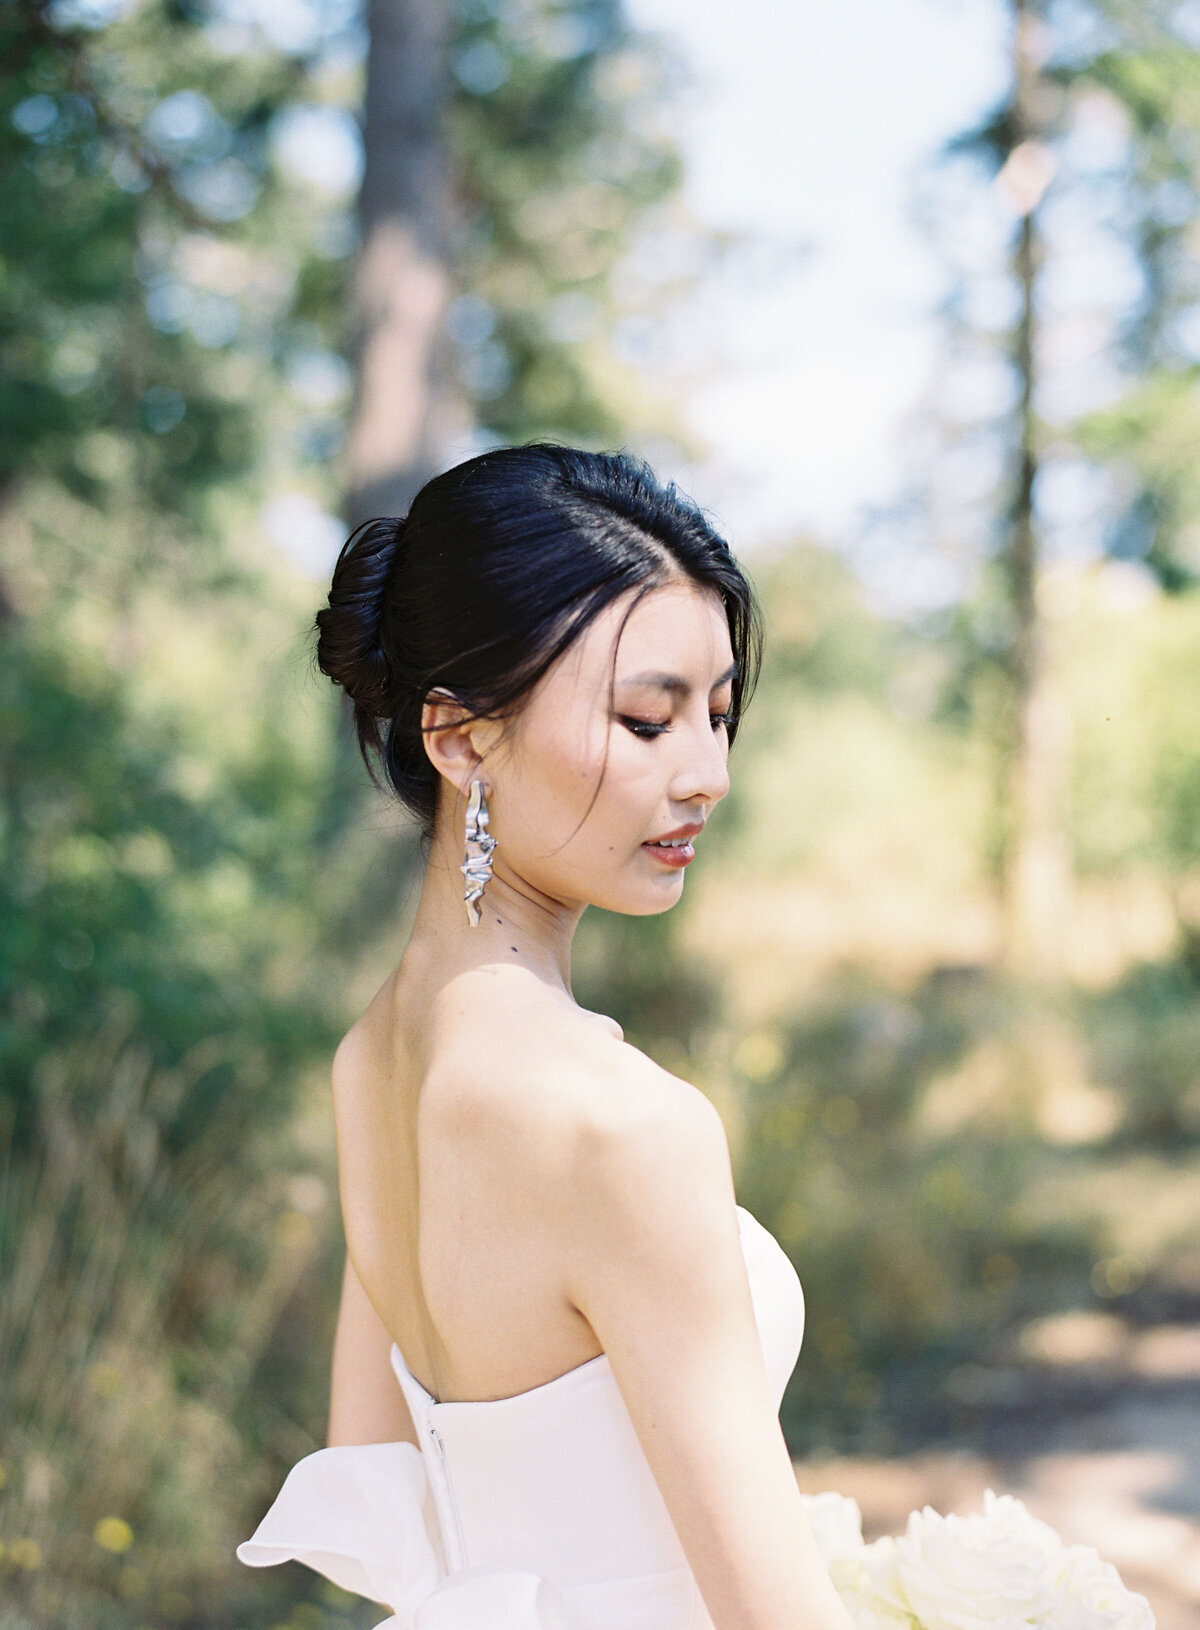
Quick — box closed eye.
[619,713,734,740]
[619,716,670,740]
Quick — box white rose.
[836,1536,913,1630]
[797,1491,866,1566]
[1051,1543,1156,1630]
[886,1490,1063,1630]
[826,1492,1156,1630]
[838,1587,915,1630]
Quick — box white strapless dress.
[237,1205,805,1630]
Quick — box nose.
[668,709,731,809]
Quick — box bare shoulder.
[421,966,617,1114]
[560,1044,736,1273]
[424,969,730,1204]
[564,1044,731,1205]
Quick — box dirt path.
[794,1326,1200,1628]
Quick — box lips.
[641,822,703,869]
[646,822,704,844]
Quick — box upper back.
[331,951,691,1404]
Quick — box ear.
[421,689,504,797]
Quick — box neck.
[406,821,583,996]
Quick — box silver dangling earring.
[461,779,498,927]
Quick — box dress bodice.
[237,1205,804,1630]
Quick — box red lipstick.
[641,821,703,868]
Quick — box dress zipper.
[428,1423,467,1569]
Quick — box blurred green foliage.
[1,2,361,1620]
[1,0,692,1624]
[3,0,1200,1626]
[447,0,688,441]
[0,0,348,534]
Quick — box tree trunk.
[346,0,463,524]
[998,0,1073,983]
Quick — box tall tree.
[999,0,1066,980]
[346,0,689,521]
[347,0,458,520]
[928,0,1071,979]
[915,0,1200,979]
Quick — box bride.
[238,444,854,1630]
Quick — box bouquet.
[798,1488,1155,1630]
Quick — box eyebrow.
[617,660,739,698]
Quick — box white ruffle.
[414,1568,577,1630]
[236,1443,580,1629]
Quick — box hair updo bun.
[315,516,403,717]
[315,442,762,838]
[315,512,433,822]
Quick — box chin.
[586,876,686,917]
[629,893,684,917]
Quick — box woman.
[238,445,854,1630]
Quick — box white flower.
[797,1491,866,1566]
[883,1490,1063,1630]
[1051,1544,1155,1630]
[835,1536,913,1630]
[825,1490,1158,1630]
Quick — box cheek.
[501,705,664,865]
[585,731,664,830]
[601,731,660,790]
[506,702,607,815]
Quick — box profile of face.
[431,578,736,917]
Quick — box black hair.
[315,442,762,837]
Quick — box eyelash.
[620,712,734,740]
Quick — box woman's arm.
[561,1068,855,1630]
[327,1251,417,1448]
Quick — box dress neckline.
[390,1204,757,1411]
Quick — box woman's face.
[480,578,736,916]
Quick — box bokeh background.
[4,0,1200,1624]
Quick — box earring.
[461,779,498,927]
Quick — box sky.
[621,0,1012,556]
[261,0,1018,595]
